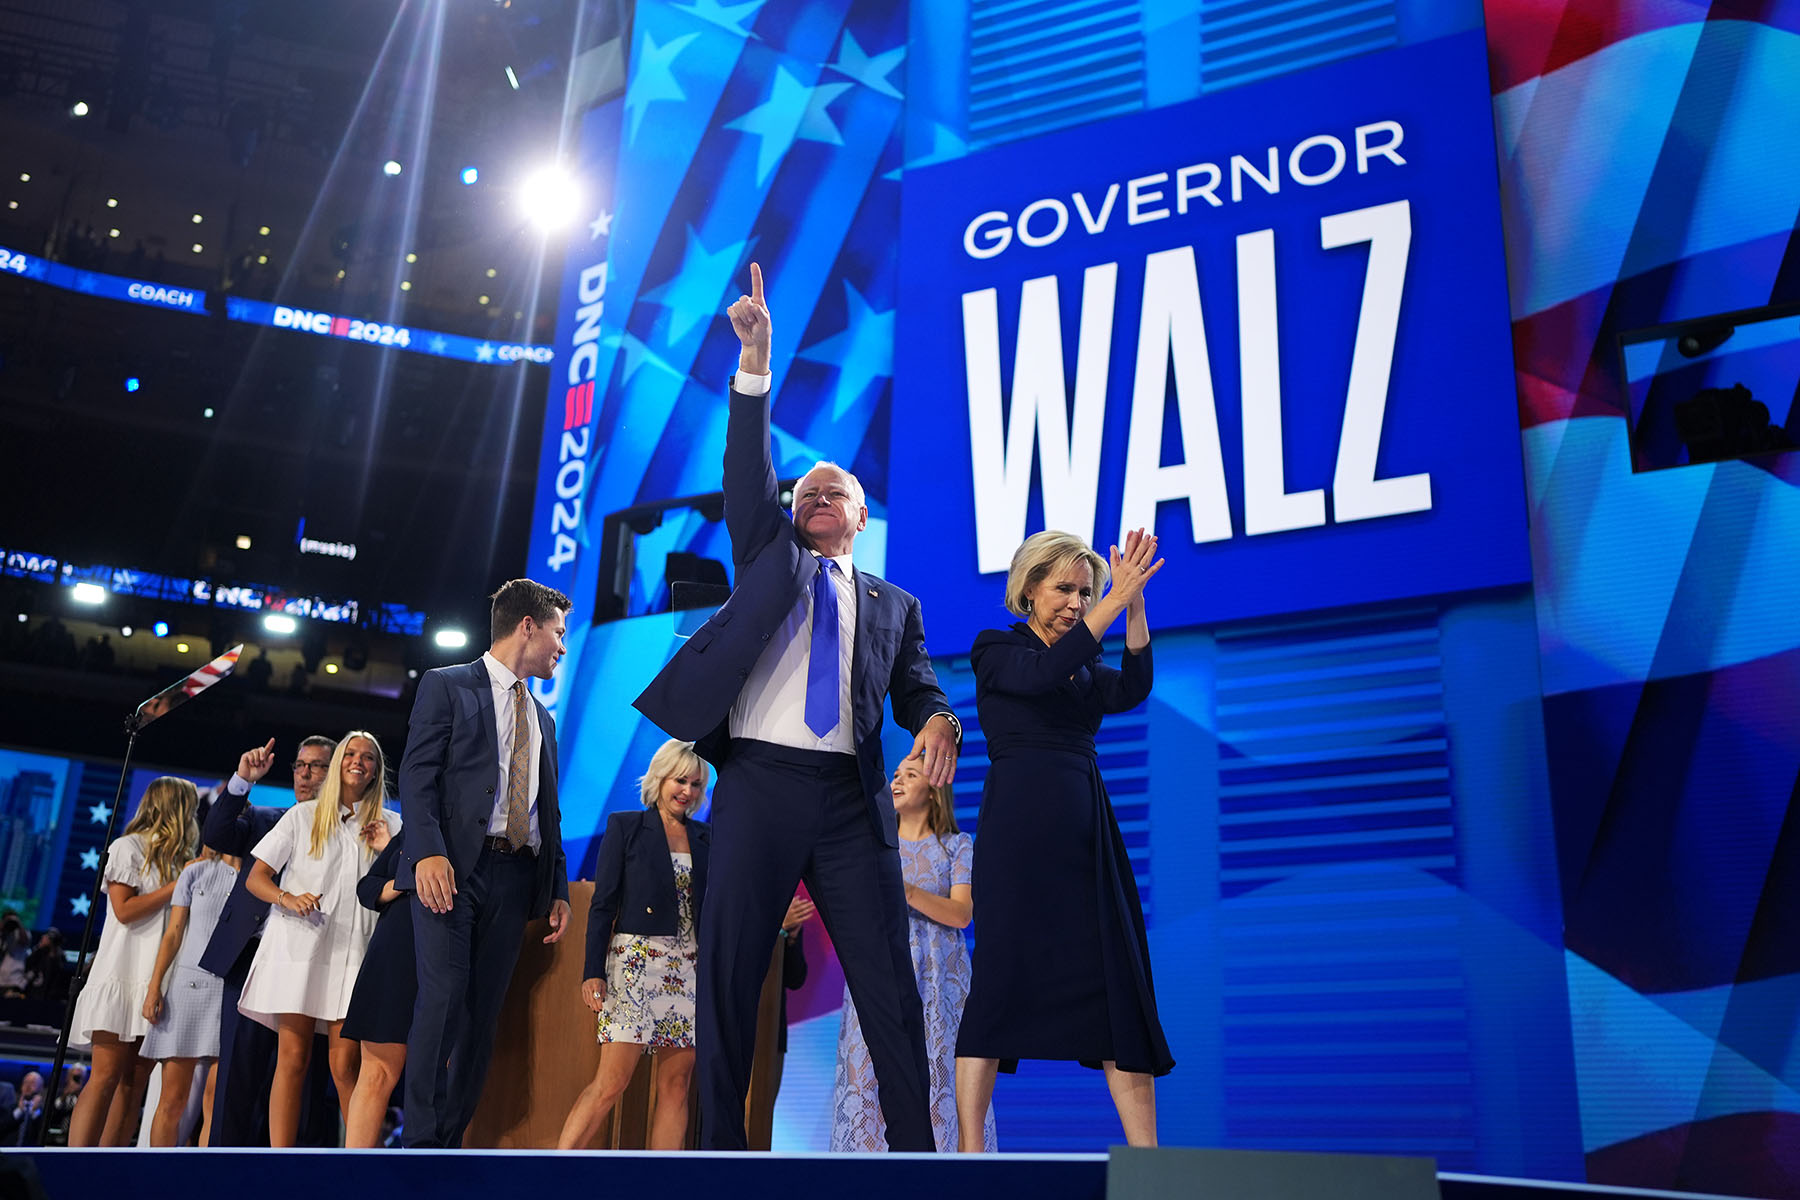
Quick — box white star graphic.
[672,0,764,36]
[70,895,90,918]
[80,848,100,871]
[475,342,496,362]
[588,209,614,240]
[624,30,700,143]
[826,31,904,99]
[428,334,448,355]
[88,802,112,825]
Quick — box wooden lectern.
[464,880,787,1149]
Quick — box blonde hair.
[123,777,199,886]
[308,731,390,859]
[1003,530,1109,617]
[638,739,708,811]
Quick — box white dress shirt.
[482,651,543,850]
[730,548,858,755]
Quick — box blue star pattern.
[724,67,821,185]
[80,847,100,871]
[625,30,701,143]
[638,226,755,349]
[475,342,496,362]
[673,0,765,37]
[797,279,894,421]
[70,895,90,918]
[428,334,449,354]
[88,802,112,825]
[827,30,904,98]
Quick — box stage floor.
[5,1149,1756,1200]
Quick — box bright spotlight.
[70,100,89,117]
[383,159,403,177]
[505,66,520,90]
[106,197,117,208]
[191,213,203,224]
[263,614,298,635]
[519,166,581,231]
[176,641,190,653]
[235,534,252,550]
[71,582,106,605]
[191,243,203,253]
[152,621,170,638]
[434,629,469,649]
[124,376,140,393]
[324,663,340,675]
[461,166,479,185]
[120,625,133,638]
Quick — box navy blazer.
[634,381,952,847]
[396,659,570,919]
[196,783,283,978]
[583,808,710,980]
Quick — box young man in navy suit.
[635,263,961,1150]
[399,579,573,1147]
[199,735,337,1146]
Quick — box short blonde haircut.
[1003,530,1109,617]
[639,739,708,810]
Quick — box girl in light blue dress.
[831,756,997,1152]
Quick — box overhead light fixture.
[324,663,340,675]
[5,202,15,211]
[120,625,134,638]
[461,166,479,185]
[15,614,26,624]
[263,614,298,635]
[485,267,497,278]
[383,160,403,177]
[434,629,469,649]
[478,294,489,306]
[235,534,252,550]
[191,213,203,224]
[70,100,89,117]
[72,583,106,605]
[124,376,140,392]
[18,173,29,182]
[176,641,190,653]
[256,254,267,264]
[519,165,582,231]
[191,243,203,253]
[152,621,170,637]
[106,197,118,208]
[258,225,270,235]
[202,407,214,418]
[400,280,412,291]
[108,228,119,238]
[505,66,520,90]
[405,252,417,263]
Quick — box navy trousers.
[207,943,335,1146]
[698,740,933,1150]
[403,846,535,1148]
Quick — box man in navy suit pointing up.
[636,262,960,1151]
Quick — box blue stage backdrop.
[523,2,1800,1194]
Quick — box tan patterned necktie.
[505,680,532,850]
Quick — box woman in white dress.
[67,776,198,1146]
[239,731,398,1146]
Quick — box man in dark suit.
[199,735,338,1146]
[399,579,573,1148]
[635,262,960,1150]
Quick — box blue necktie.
[805,558,840,737]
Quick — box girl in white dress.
[239,731,399,1146]
[67,776,198,1146]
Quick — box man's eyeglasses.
[292,761,331,776]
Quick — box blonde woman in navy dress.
[954,529,1173,1149]
[558,739,710,1150]
[139,845,237,1145]
[239,731,399,1145]
[67,776,199,1146]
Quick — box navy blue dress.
[955,622,1174,1077]
[341,831,415,1045]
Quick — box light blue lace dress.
[831,832,998,1151]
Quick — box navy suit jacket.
[396,659,570,919]
[582,808,711,979]
[197,782,283,979]
[634,380,952,847]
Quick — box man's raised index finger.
[749,261,764,305]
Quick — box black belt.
[482,835,536,857]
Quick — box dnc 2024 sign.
[890,30,1529,646]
